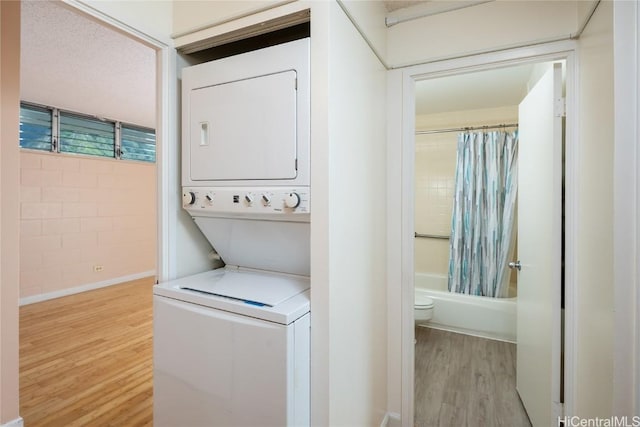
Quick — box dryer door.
[189,70,298,182]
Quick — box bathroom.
[412,60,565,426]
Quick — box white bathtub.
[415,273,516,343]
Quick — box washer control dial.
[183,191,196,205]
[261,194,271,206]
[244,193,254,204]
[284,192,301,209]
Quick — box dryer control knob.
[183,191,196,205]
[244,193,254,204]
[261,194,271,206]
[284,192,301,209]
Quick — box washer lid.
[179,268,309,307]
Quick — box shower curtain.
[448,130,519,298]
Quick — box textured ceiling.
[21,1,156,128]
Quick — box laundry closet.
[156,3,388,426]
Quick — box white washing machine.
[154,38,311,427]
[154,268,310,427]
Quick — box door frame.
[391,40,578,425]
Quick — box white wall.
[385,66,405,421]
[339,0,387,63]
[575,0,615,418]
[612,0,640,417]
[326,3,387,423]
[309,2,388,424]
[386,1,578,68]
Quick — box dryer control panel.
[183,186,310,220]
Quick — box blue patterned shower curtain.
[448,130,519,298]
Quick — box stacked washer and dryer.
[153,39,311,427]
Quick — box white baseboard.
[1,417,23,427]
[381,412,401,427]
[19,271,156,306]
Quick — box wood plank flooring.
[20,279,532,426]
[20,277,155,427]
[415,327,532,427]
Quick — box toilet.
[414,294,434,326]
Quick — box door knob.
[508,261,521,271]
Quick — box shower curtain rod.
[415,123,518,135]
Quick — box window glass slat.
[19,104,52,151]
[59,112,115,158]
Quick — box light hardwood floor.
[20,277,155,427]
[415,327,532,427]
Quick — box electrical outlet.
[93,265,104,272]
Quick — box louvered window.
[19,104,53,151]
[19,102,156,163]
[121,125,156,163]
[60,112,115,158]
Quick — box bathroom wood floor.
[20,277,155,427]
[414,327,532,427]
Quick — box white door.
[516,63,563,426]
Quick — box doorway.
[395,43,577,426]
[18,1,167,423]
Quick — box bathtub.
[415,273,516,343]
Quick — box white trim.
[400,68,416,426]
[637,1,640,411]
[613,0,639,416]
[636,2,640,413]
[1,417,23,427]
[563,51,579,419]
[19,271,156,306]
[156,46,176,281]
[61,1,168,48]
[386,67,404,417]
[395,40,578,425]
